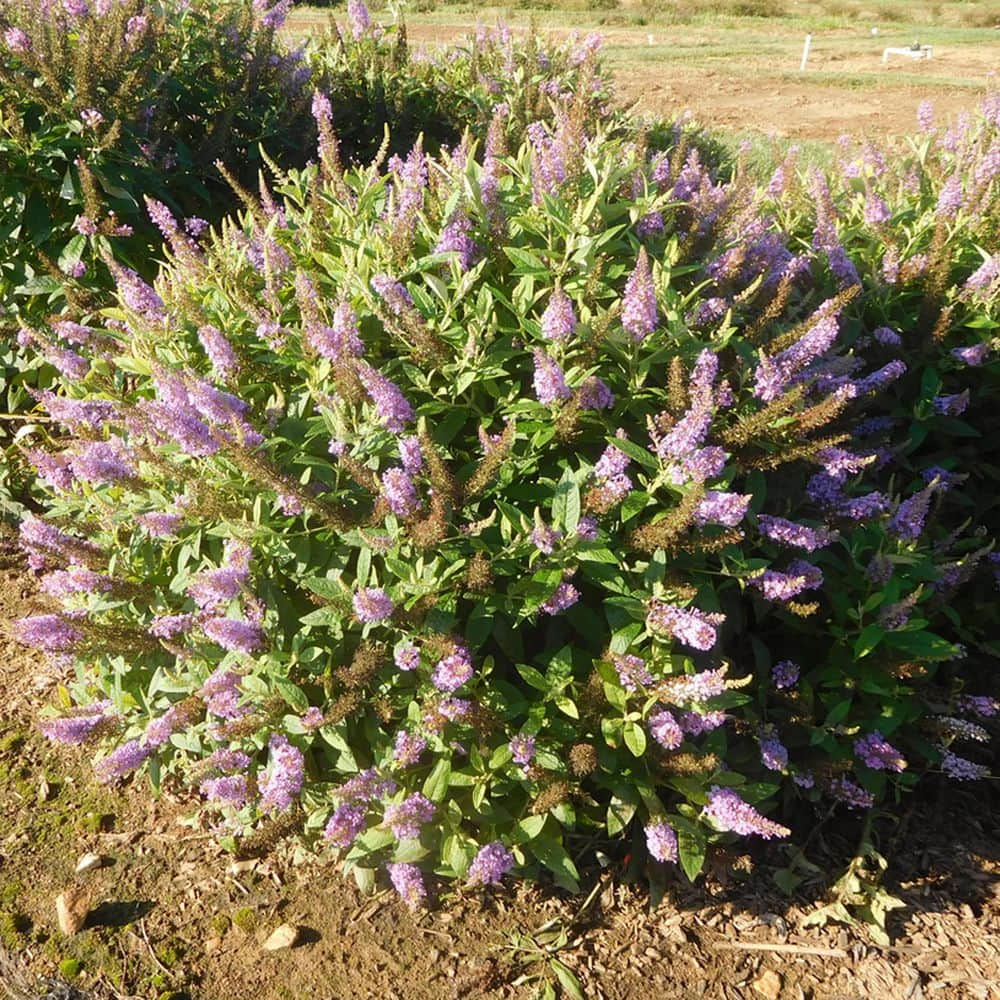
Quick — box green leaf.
[619,490,652,522]
[516,663,550,692]
[530,834,580,893]
[422,758,452,802]
[554,695,579,719]
[773,867,803,894]
[550,960,585,1000]
[551,471,581,534]
[59,167,76,202]
[623,721,647,757]
[854,623,884,658]
[355,546,371,589]
[606,436,658,471]
[823,699,852,728]
[393,840,430,863]
[299,607,341,627]
[886,630,958,661]
[675,821,707,883]
[503,246,548,274]
[517,814,547,841]
[606,798,636,837]
[274,678,309,712]
[301,576,344,600]
[352,867,376,895]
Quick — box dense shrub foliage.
[0,0,617,515]
[14,58,998,909]
[785,104,1000,547]
[0,0,311,318]
[0,0,314,511]
[308,12,611,166]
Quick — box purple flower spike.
[693,491,752,528]
[888,486,935,542]
[358,363,414,432]
[347,0,372,39]
[372,274,414,315]
[39,700,116,745]
[940,749,989,781]
[621,247,657,341]
[578,376,614,411]
[435,214,479,272]
[760,735,788,771]
[532,350,572,405]
[704,786,790,839]
[771,660,800,689]
[854,731,906,772]
[757,516,833,552]
[203,618,265,654]
[4,27,30,53]
[541,287,576,342]
[394,644,420,672]
[385,793,435,840]
[649,708,683,750]
[200,774,249,807]
[646,821,678,863]
[749,560,823,602]
[259,733,305,812]
[324,803,367,847]
[387,862,427,910]
[95,740,150,784]
[399,436,423,474]
[381,467,420,517]
[952,344,989,366]
[612,653,653,692]
[540,581,579,615]
[15,614,84,652]
[137,512,184,538]
[531,523,562,555]
[432,647,474,692]
[467,841,515,886]
[70,440,135,485]
[393,731,427,767]
[509,734,536,767]
[198,325,240,380]
[353,587,395,623]
[646,602,724,651]
[111,263,165,320]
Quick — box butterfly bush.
[0,0,312,318]
[13,76,997,906]
[304,9,612,170]
[0,0,315,512]
[772,93,1000,700]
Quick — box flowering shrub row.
[14,65,998,909]
[781,98,1000,554]
[0,0,311,321]
[307,10,611,167]
[766,95,1000,682]
[0,0,314,512]
[0,0,622,515]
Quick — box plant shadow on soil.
[1,530,999,998]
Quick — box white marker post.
[800,33,812,71]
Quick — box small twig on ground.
[415,925,452,941]
[711,941,849,958]
[137,918,173,977]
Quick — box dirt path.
[1,537,999,999]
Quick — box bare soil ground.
[2,535,999,999]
